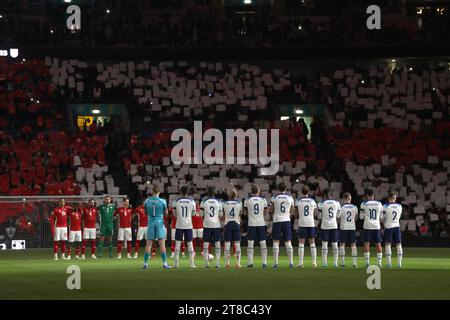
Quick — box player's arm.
[317,203,323,221]
[289,197,295,216]
[359,203,365,220]
[242,199,248,216]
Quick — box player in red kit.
[192,204,204,257]
[50,199,75,260]
[114,198,133,259]
[67,208,83,260]
[81,199,98,259]
[133,204,147,258]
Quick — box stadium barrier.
[0,195,128,249]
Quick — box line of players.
[143,183,403,269]
[51,182,403,269]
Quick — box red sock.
[61,241,66,254]
[171,241,175,253]
[75,244,80,256]
[199,239,204,252]
[181,241,185,254]
[91,240,96,255]
[208,243,212,253]
[127,241,131,254]
[53,241,58,254]
[118,242,122,254]
[135,240,140,253]
[67,245,71,256]
[82,239,87,255]
[233,243,236,254]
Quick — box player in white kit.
[383,192,403,268]
[339,192,358,268]
[295,185,318,268]
[200,186,223,268]
[360,188,383,268]
[270,183,295,268]
[243,184,268,268]
[172,186,197,268]
[223,189,242,268]
[318,189,341,268]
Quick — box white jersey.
[200,198,223,229]
[173,198,196,229]
[295,197,317,227]
[318,200,341,230]
[223,200,242,225]
[383,202,402,229]
[271,193,294,223]
[244,196,267,227]
[339,203,358,230]
[360,200,383,230]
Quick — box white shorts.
[54,227,68,241]
[83,228,96,240]
[69,230,82,242]
[137,227,147,241]
[193,228,203,238]
[118,227,132,241]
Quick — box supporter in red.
[81,199,98,259]
[50,199,76,260]
[114,198,134,258]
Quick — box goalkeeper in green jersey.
[97,195,117,258]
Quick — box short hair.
[278,182,286,192]
[366,188,374,196]
[206,186,215,197]
[152,185,160,195]
[88,198,95,203]
[251,184,260,195]
[388,191,397,199]
[343,192,351,200]
[104,195,111,199]
[301,186,309,196]
[180,185,189,195]
[229,189,238,199]
[123,198,130,202]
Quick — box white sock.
[351,245,357,265]
[397,244,403,267]
[364,251,370,265]
[260,241,267,265]
[187,242,195,266]
[298,243,305,266]
[311,244,317,265]
[286,242,293,265]
[247,240,254,266]
[322,241,328,266]
[224,242,231,265]
[332,242,339,267]
[385,244,392,266]
[235,243,241,266]
[339,245,346,266]
[215,242,221,267]
[203,242,210,266]
[174,241,181,267]
[273,242,280,265]
[377,252,382,266]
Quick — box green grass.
[1,247,450,299]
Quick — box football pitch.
[1,247,450,300]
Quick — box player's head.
[104,195,111,204]
[366,188,375,200]
[180,185,189,196]
[151,185,160,196]
[343,192,351,203]
[59,199,65,207]
[251,184,260,196]
[278,182,287,192]
[206,186,215,198]
[229,189,238,200]
[88,198,95,207]
[123,198,130,207]
[322,189,331,199]
[388,191,397,203]
[301,185,309,196]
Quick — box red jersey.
[135,205,148,227]
[115,207,133,228]
[82,207,98,229]
[192,215,203,229]
[69,210,82,231]
[51,206,73,228]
